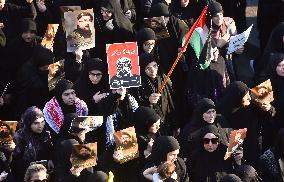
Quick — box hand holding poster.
[227,25,253,54]
[250,79,274,105]
[0,121,17,147]
[224,128,247,160]
[113,126,139,164]
[65,9,95,52]
[41,24,59,52]
[69,116,103,133]
[106,42,141,89]
[144,16,170,39]
[70,143,97,175]
[48,59,65,91]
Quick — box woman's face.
[89,70,103,85]
[242,92,251,107]
[203,133,219,152]
[166,149,179,163]
[202,109,216,124]
[62,89,76,105]
[145,61,158,79]
[148,119,160,134]
[212,12,223,26]
[100,7,112,21]
[276,60,284,77]
[30,117,45,134]
[143,40,156,53]
[30,170,47,182]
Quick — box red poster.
[224,128,247,160]
[106,42,141,89]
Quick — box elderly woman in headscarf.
[43,79,88,143]
[259,128,284,182]
[131,53,177,135]
[94,0,134,60]
[11,106,53,181]
[216,81,275,168]
[188,125,243,182]
[179,98,231,159]
[74,58,108,115]
[143,136,189,182]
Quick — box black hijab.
[136,28,157,54]
[150,136,180,165]
[54,79,76,115]
[191,98,215,124]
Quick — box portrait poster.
[70,116,103,133]
[250,79,274,105]
[143,16,170,39]
[113,126,139,164]
[41,24,59,52]
[227,24,253,54]
[224,128,247,160]
[106,42,141,89]
[0,121,17,147]
[48,59,65,91]
[70,143,97,175]
[65,9,95,52]
[60,6,81,31]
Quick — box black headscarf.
[150,136,180,165]
[149,2,170,17]
[22,106,44,132]
[208,1,223,17]
[136,28,157,54]
[216,81,250,116]
[192,98,215,122]
[235,165,261,182]
[134,106,161,135]
[139,53,157,75]
[100,0,133,33]
[31,45,54,68]
[54,79,76,114]
[21,18,37,34]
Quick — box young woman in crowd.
[188,125,243,181]
[43,79,88,143]
[74,58,109,116]
[136,27,157,56]
[179,98,231,158]
[11,106,53,181]
[216,81,275,168]
[143,136,189,182]
[132,53,177,135]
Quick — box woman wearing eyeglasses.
[179,98,231,159]
[188,125,243,182]
[74,58,108,116]
[131,53,177,136]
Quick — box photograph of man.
[71,143,97,169]
[66,10,95,52]
[110,56,141,89]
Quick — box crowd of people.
[0,0,283,181]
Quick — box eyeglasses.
[145,64,159,72]
[143,42,155,47]
[203,138,219,144]
[89,72,103,77]
[32,179,48,182]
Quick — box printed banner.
[144,16,170,39]
[114,126,139,164]
[41,24,59,52]
[48,59,65,91]
[224,128,247,160]
[0,121,17,147]
[250,79,274,105]
[70,143,97,175]
[227,25,253,54]
[65,9,95,52]
[106,42,141,89]
[70,116,103,133]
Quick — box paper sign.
[224,128,247,160]
[70,116,103,133]
[144,16,170,39]
[0,121,17,147]
[41,24,59,52]
[60,6,81,32]
[227,25,253,54]
[65,9,95,52]
[70,143,97,175]
[106,42,141,89]
[48,59,65,91]
[114,126,139,164]
[250,79,274,105]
